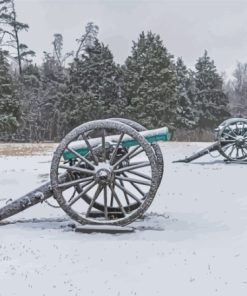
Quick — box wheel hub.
[235,135,245,147]
[95,163,114,185]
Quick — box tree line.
[0,0,242,142]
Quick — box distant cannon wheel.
[218,118,247,161]
[50,120,159,226]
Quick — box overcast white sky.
[14,0,247,75]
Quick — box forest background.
[0,0,246,142]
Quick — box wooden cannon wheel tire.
[218,118,247,161]
[50,119,160,226]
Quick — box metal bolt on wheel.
[50,120,160,226]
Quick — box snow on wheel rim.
[218,118,247,161]
[50,119,160,226]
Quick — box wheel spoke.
[122,172,145,196]
[222,143,233,152]
[114,161,150,174]
[68,188,77,203]
[86,185,103,217]
[103,186,108,218]
[69,181,97,206]
[110,184,114,207]
[115,175,151,186]
[221,139,236,143]
[126,170,152,181]
[58,176,94,189]
[82,133,99,165]
[112,145,140,168]
[108,184,126,216]
[127,161,149,166]
[78,179,94,189]
[129,147,144,160]
[230,128,238,137]
[114,182,142,204]
[228,144,235,158]
[102,129,106,162]
[235,123,240,135]
[67,180,92,203]
[110,132,124,165]
[222,133,236,141]
[222,142,232,151]
[241,147,246,157]
[243,148,247,157]
[243,129,247,137]
[240,124,246,136]
[67,146,95,169]
[236,147,240,158]
[59,164,95,175]
[119,178,130,205]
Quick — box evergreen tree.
[194,50,230,128]
[123,31,177,128]
[20,64,43,141]
[0,49,21,133]
[175,57,197,128]
[40,50,68,140]
[66,38,124,128]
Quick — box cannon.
[0,119,170,226]
[174,118,247,163]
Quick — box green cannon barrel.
[63,127,170,161]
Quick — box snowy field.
[1,142,247,296]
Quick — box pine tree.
[194,50,230,128]
[30,33,74,141]
[20,64,43,141]
[0,49,21,133]
[123,31,177,128]
[175,57,197,128]
[66,38,124,127]
[40,51,68,140]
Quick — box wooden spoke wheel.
[50,120,160,226]
[71,118,163,214]
[77,118,164,214]
[69,117,163,214]
[218,118,247,161]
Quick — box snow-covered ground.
[1,142,247,296]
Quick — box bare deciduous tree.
[75,22,99,59]
[0,0,35,75]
